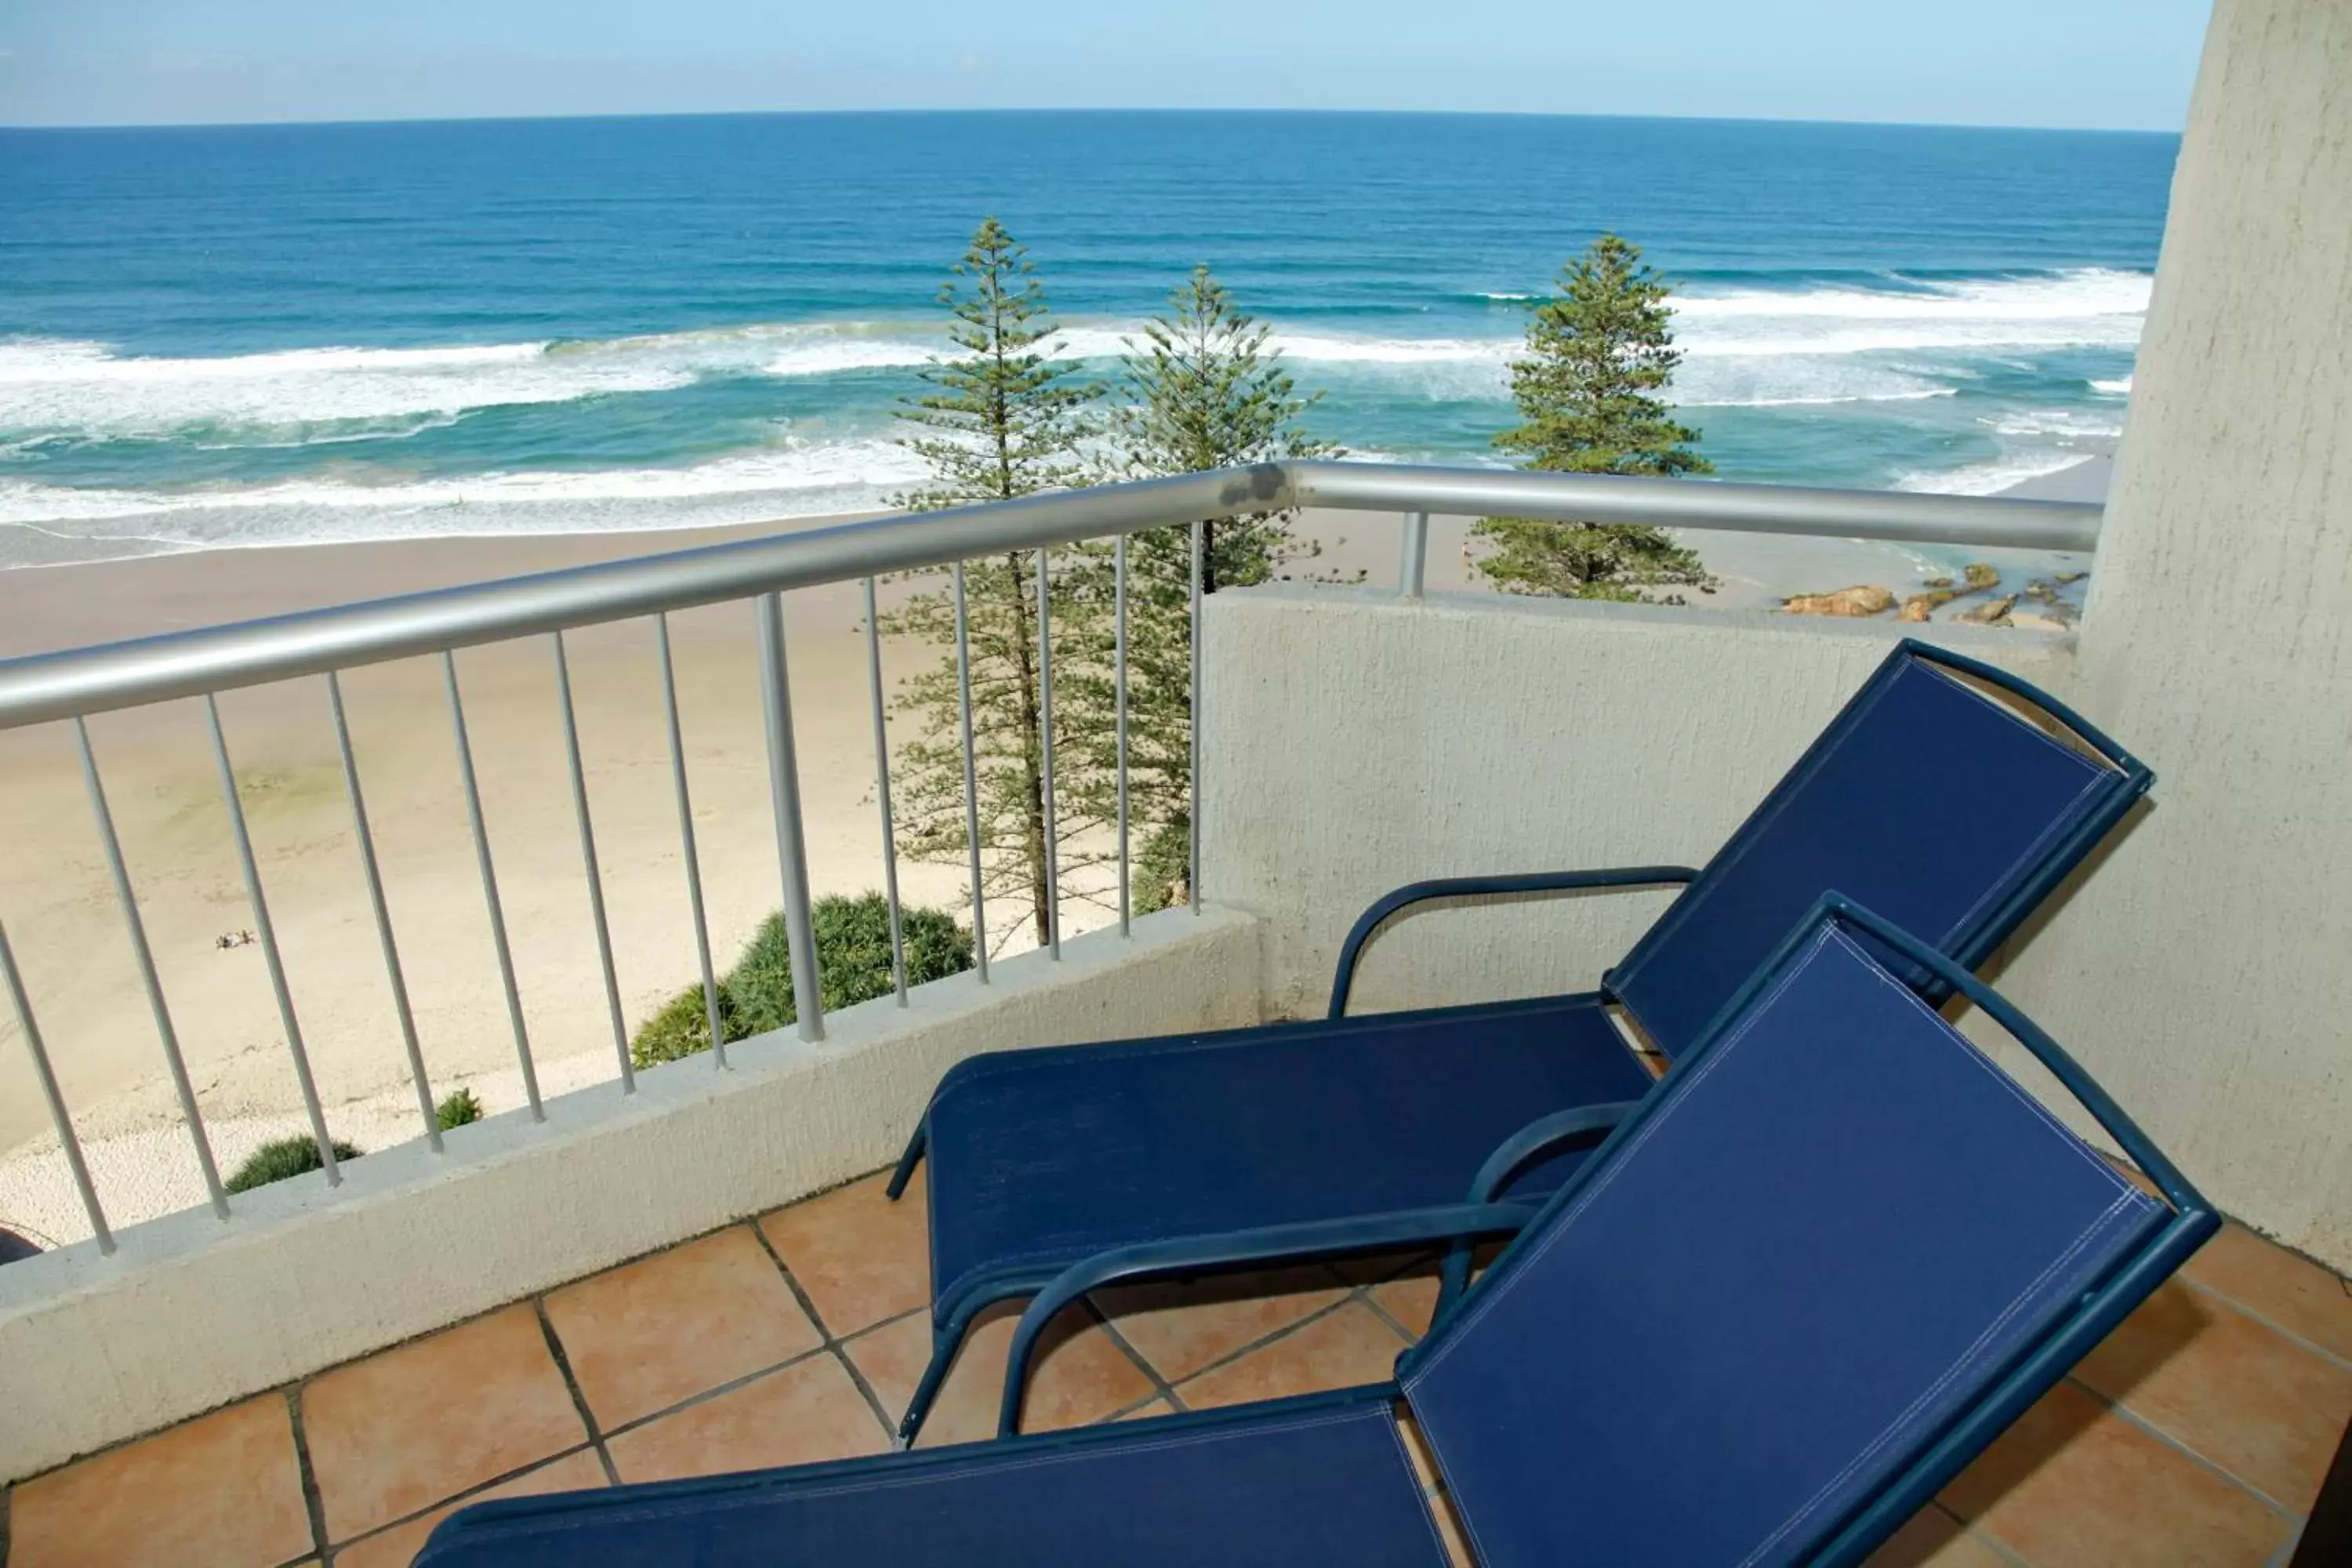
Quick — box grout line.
[1929,1501,2033,1568]
[1087,1301,1187,1414]
[318,1443,605,1563]
[596,1341,839,1443]
[285,1385,331,1566]
[2063,1374,2304,1522]
[746,1221,898,1440]
[2262,1523,2308,1568]
[1156,1289,1370,1395]
[532,1298,620,1487]
[2178,1276,2352,1376]
[1356,1282,1423,1345]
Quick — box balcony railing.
[0,461,2100,1255]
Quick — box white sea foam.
[2090,375,2134,394]
[1893,450,2092,497]
[0,439,931,561]
[1670,270,2152,359]
[1986,408,2125,439]
[0,270,2151,445]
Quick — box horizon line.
[0,104,2185,137]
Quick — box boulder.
[1962,562,2001,591]
[1782,585,1896,617]
[1956,594,2017,626]
[2008,611,2072,633]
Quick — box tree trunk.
[1004,550,1051,946]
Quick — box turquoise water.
[0,111,2173,566]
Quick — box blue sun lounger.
[417,897,2213,1567]
[884,638,2149,1440]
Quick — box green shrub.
[629,983,738,1069]
[630,892,974,1070]
[1133,818,1192,916]
[435,1087,484,1130]
[225,1136,361,1194]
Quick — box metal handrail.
[0,462,2096,731]
[0,459,2100,1253]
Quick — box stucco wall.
[1200,587,2074,1022]
[1976,0,2352,1271]
[0,906,1262,1483]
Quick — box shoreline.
[0,470,2104,1243]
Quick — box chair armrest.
[1329,866,1700,1018]
[1434,1101,1639,1319]
[998,1201,1536,1438]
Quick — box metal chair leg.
[886,1120,927,1200]
[896,1319,960,1448]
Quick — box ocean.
[0,111,2174,570]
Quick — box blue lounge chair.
[885,638,2149,1440]
[417,897,2213,1566]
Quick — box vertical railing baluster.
[954,563,989,984]
[656,613,726,1069]
[1189,518,1204,915]
[206,695,339,1185]
[327,672,440,1150]
[864,578,909,1005]
[753,593,825,1043]
[1115,533,1131,938]
[76,718,227,1218]
[445,652,543,1120]
[552,631,633,1093]
[1036,547,1061,960]
[1399,510,1429,599]
[0,916,114,1253]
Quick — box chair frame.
[891,638,2154,1446]
[430,897,2212,1568]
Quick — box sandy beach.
[0,486,2097,1245]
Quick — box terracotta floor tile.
[303,1304,588,1544]
[841,1301,1155,1446]
[605,1354,887,1484]
[1372,1268,1443,1341]
[1367,1246,1503,1343]
[1865,1505,2013,1568]
[332,1448,606,1568]
[1174,1301,1410,1411]
[8,1396,313,1568]
[1114,1398,1178,1422]
[2184,1223,2352,1363]
[1328,1249,1436,1287]
[757,1170,930,1336]
[545,1227,823,1429]
[1427,1489,1475,1568]
[1940,1381,2292,1567]
[1094,1264,1352,1383]
[1395,1405,1443,1492]
[2077,1279,2352,1512]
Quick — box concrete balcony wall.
[1971,0,2352,1274]
[1200,586,2073,1022]
[0,906,1263,1483]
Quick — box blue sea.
[0,111,2172,568]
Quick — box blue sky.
[1,1,2211,131]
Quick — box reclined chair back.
[1607,641,2147,1058]
[1402,898,2211,1568]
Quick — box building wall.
[1982,0,2352,1270]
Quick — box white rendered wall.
[0,907,1262,1483]
[1976,0,2352,1271]
[1200,587,2071,1022]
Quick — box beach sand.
[0,485,2098,1244]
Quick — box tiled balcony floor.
[5,1167,2347,1567]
